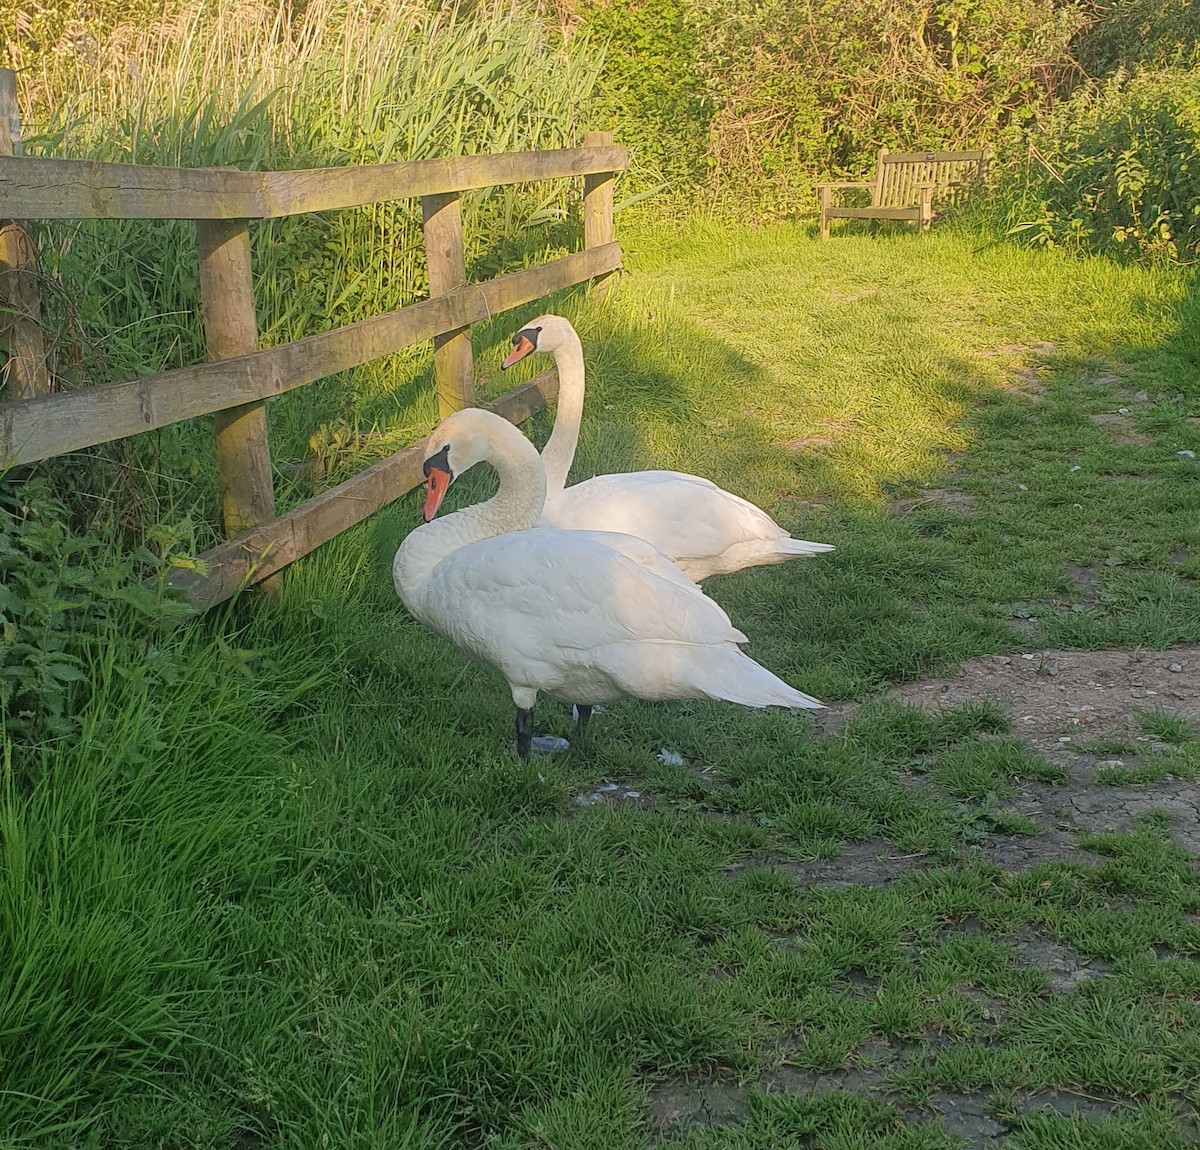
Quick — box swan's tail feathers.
[775,538,835,559]
[693,537,835,579]
[698,650,825,710]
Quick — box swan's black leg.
[515,707,534,760]
[573,704,593,741]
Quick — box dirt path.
[638,646,1200,1146]
[876,645,1200,854]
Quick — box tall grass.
[3,210,1200,1150]
[16,0,602,539]
[0,620,331,1144]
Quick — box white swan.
[500,314,834,581]
[392,408,823,758]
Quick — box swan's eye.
[423,444,452,479]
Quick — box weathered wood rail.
[0,66,626,609]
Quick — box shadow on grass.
[261,218,1200,716]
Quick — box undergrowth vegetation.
[4,222,1199,1145]
[2,0,1200,1144]
[1001,65,1200,262]
[14,0,601,541]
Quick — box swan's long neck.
[539,327,586,496]
[393,426,547,614]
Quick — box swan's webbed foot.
[515,707,534,760]
[572,704,593,740]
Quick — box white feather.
[393,409,823,720]
[510,315,834,581]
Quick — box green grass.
[3,221,1200,1146]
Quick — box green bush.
[572,0,710,195]
[690,0,1082,215]
[0,480,192,747]
[1073,0,1200,78]
[1007,66,1200,262]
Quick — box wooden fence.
[0,68,626,610]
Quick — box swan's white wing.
[412,528,822,711]
[422,528,738,651]
[542,469,789,556]
[413,528,746,696]
[566,529,709,600]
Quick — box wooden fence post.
[582,130,616,301]
[421,191,474,418]
[0,67,50,401]
[195,218,276,544]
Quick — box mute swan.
[501,314,834,581]
[392,408,823,758]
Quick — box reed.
[16,0,602,537]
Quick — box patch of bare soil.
[909,1093,1007,1143]
[1016,1090,1121,1123]
[982,341,1057,400]
[882,646,1200,853]
[886,647,1199,747]
[1000,365,1046,399]
[1116,387,1153,405]
[646,1031,1163,1147]
[772,841,930,888]
[785,415,861,452]
[890,488,976,515]
[646,1075,749,1134]
[1089,412,1152,446]
[1006,926,1111,992]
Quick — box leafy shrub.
[1008,65,1200,262]
[571,0,710,194]
[1073,0,1200,78]
[690,0,1083,215]
[0,480,192,745]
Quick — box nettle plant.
[0,480,194,742]
[1016,66,1200,262]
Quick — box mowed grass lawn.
[3,222,1200,1148]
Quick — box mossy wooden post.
[582,130,616,301]
[195,218,276,559]
[421,192,474,417]
[0,68,50,401]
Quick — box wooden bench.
[816,148,988,240]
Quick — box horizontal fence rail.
[0,243,620,468]
[170,370,560,612]
[0,144,628,220]
[0,78,627,609]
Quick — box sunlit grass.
[3,220,1200,1145]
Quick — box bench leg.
[819,185,831,240]
[919,186,933,232]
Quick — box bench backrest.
[874,149,988,209]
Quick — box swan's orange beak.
[502,334,535,369]
[423,466,451,522]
